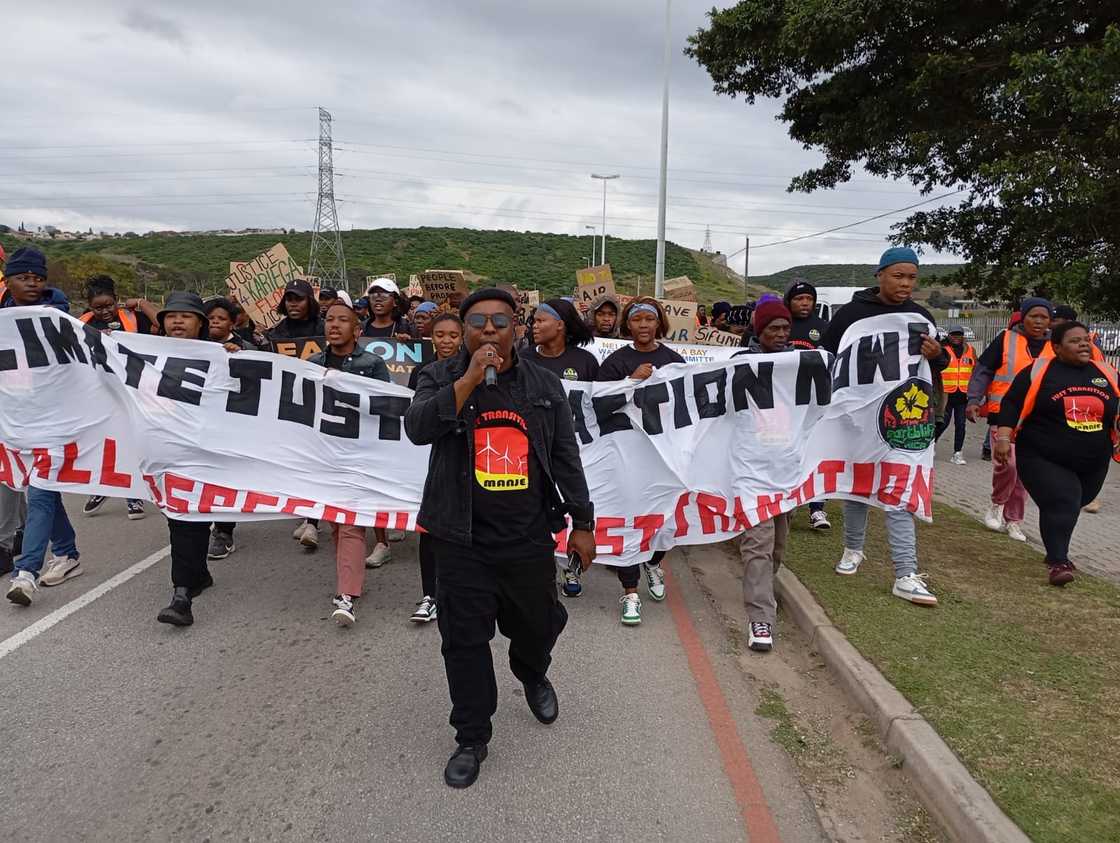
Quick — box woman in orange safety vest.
[993,321,1119,588]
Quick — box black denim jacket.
[404,349,594,546]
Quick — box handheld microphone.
[485,365,497,387]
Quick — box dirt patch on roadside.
[683,541,945,843]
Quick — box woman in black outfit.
[597,297,685,625]
[994,321,1119,586]
[521,298,599,383]
[406,313,464,623]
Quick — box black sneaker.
[981,449,992,462]
[207,532,234,560]
[157,590,194,626]
[83,495,107,516]
[126,500,146,520]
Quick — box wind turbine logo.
[477,433,501,474]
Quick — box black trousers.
[936,393,968,453]
[167,519,212,590]
[418,534,437,598]
[431,536,567,746]
[617,550,667,589]
[1016,449,1109,564]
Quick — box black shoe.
[0,546,12,577]
[207,532,234,560]
[981,449,992,461]
[523,677,559,724]
[157,588,194,626]
[188,573,214,599]
[444,744,487,789]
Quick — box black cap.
[283,278,315,299]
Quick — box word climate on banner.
[225,244,303,331]
[0,309,933,566]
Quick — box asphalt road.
[1,496,826,842]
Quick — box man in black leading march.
[405,288,597,789]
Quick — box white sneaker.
[983,504,1004,532]
[644,563,666,601]
[951,451,967,465]
[410,595,437,623]
[892,573,938,606]
[835,548,864,576]
[298,522,319,550]
[6,570,37,606]
[620,593,642,625]
[332,594,355,626]
[1083,498,1101,514]
[40,556,83,587]
[748,622,773,652]
[293,520,317,540]
[809,510,831,530]
[365,543,391,569]
[1006,522,1027,542]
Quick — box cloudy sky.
[3,0,963,276]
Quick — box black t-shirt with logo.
[788,314,827,350]
[521,345,600,382]
[998,359,1119,470]
[470,371,553,553]
[597,343,685,382]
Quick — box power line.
[728,190,965,255]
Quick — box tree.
[687,3,1120,314]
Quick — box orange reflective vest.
[80,308,138,332]
[985,329,1054,416]
[943,342,975,393]
[1013,356,1120,461]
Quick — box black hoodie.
[783,281,828,350]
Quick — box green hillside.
[0,227,768,306]
[752,263,966,290]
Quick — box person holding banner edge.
[308,298,391,625]
[598,297,685,624]
[820,247,945,607]
[404,288,596,789]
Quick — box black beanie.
[459,287,517,318]
[784,280,817,307]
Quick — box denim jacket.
[404,348,594,546]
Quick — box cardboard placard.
[575,277,616,306]
[270,337,434,387]
[366,273,396,284]
[224,244,303,331]
[663,276,697,302]
[660,299,697,343]
[418,270,468,306]
[692,325,742,348]
[576,264,613,289]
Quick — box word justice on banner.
[0,310,935,565]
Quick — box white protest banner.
[663,276,697,302]
[418,270,468,306]
[588,337,739,366]
[0,310,934,565]
[661,299,698,343]
[224,244,303,331]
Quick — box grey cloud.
[121,8,188,47]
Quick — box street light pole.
[591,173,620,264]
[744,234,750,300]
[654,0,672,299]
[585,224,597,268]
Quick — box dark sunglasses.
[464,313,512,330]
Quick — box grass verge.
[781,501,1120,843]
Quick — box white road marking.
[0,545,171,661]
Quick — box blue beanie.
[877,246,919,273]
[415,301,438,315]
[4,246,48,279]
[1019,297,1053,318]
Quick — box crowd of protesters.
[1,243,1116,787]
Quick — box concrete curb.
[775,567,1031,843]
